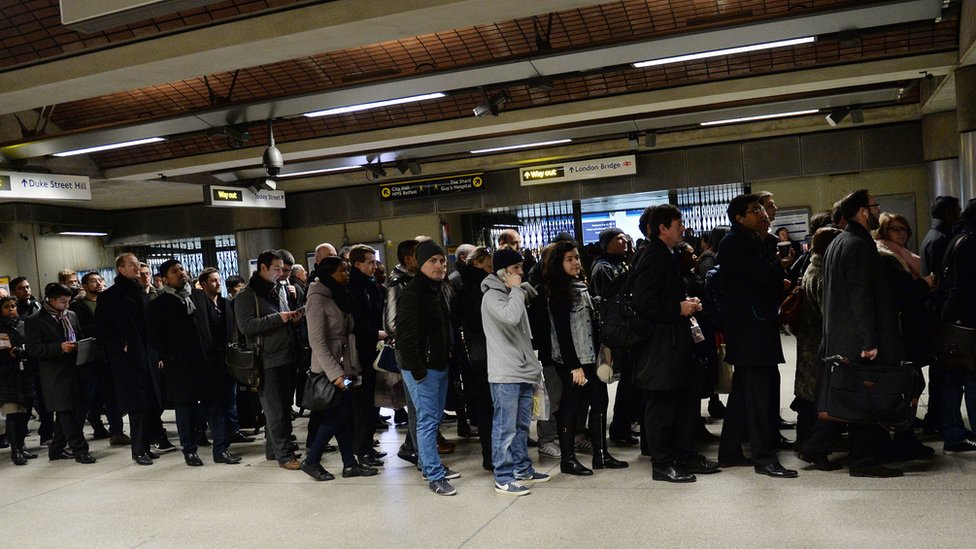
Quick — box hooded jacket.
[480,274,542,384]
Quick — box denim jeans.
[942,368,976,443]
[402,368,449,481]
[490,382,536,485]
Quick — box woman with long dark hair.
[1,295,36,465]
[302,256,378,481]
[542,240,627,475]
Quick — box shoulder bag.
[816,355,919,431]
[303,343,345,411]
[225,291,264,389]
[937,233,976,370]
[778,285,804,335]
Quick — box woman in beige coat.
[301,256,377,481]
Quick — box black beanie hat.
[492,248,523,272]
[598,227,625,251]
[415,240,446,267]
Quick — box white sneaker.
[494,481,531,496]
[538,441,561,459]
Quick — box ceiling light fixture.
[699,109,820,127]
[52,137,165,157]
[58,231,109,237]
[278,166,360,178]
[633,36,816,68]
[470,139,572,154]
[303,92,446,117]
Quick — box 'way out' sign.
[0,171,91,200]
[519,155,636,186]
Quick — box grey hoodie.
[480,274,542,384]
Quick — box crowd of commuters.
[2,190,975,494]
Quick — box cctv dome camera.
[263,144,283,177]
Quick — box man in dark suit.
[716,194,797,478]
[96,253,162,465]
[24,283,96,464]
[632,205,720,483]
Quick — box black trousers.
[50,409,89,455]
[465,360,494,466]
[128,410,152,457]
[790,397,817,448]
[802,420,887,468]
[352,363,378,457]
[643,385,698,467]
[258,365,296,463]
[718,366,778,465]
[609,351,642,438]
[556,364,608,458]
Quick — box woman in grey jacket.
[302,257,377,481]
[543,240,627,475]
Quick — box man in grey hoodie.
[481,248,548,496]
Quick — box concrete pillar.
[957,65,976,204]
[235,228,283,278]
[922,111,962,211]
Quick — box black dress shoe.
[849,464,904,478]
[147,450,161,459]
[754,462,799,478]
[74,452,97,464]
[371,449,388,459]
[12,449,28,466]
[184,452,204,466]
[652,466,696,483]
[342,463,379,478]
[196,434,212,447]
[359,453,384,467]
[300,460,334,481]
[610,434,640,446]
[132,453,154,466]
[214,450,242,464]
[708,395,726,419]
[229,431,255,444]
[798,453,842,471]
[560,457,593,476]
[91,429,111,440]
[679,456,722,474]
[397,450,418,465]
[49,449,74,461]
[21,448,38,459]
[718,456,753,468]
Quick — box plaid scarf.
[42,301,76,342]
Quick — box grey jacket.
[480,274,542,384]
[234,285,296,369]
[306,281,360,381]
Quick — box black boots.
[591,413,628,470]
[6,413,34,466]
[558,425,593,476]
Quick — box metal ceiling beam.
[101,52,956,181]
[0,0,945,162]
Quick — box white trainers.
[515,471,550,484]
[494,481,531,496]
[538,441,561,459]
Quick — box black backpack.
[702,265,724,331]
[598,249,651,350]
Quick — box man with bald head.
[314,243,337,266]
[498,230,522,251]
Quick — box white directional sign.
[520,155,636,186]
[204,185,286,209]
[0,171,92,200]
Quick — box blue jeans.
[942,368,976,443]
[402,369,449,481]
[490,382,536,485]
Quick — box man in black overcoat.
[631,204,720,482]
[95,253,161,465]
[24,283,96,464]
[716,194,797,478]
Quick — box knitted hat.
[598,227,625,251]
[415,240,446,266]
[492,248,523,272]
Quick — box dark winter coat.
[348,268,385,369]
[24,309,84,411]
[458,264,489,367]
[822,223,903,365]
[148,292,209,404]
[234,274,296,369]
[0,317,32,406]
[95,275,158,412]
[630,237,693,390]
[942,226,976,328]
[716,225,786,368]
[396,271,451,381]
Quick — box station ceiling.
[0,0,966,210]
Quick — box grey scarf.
[159,283,196,315]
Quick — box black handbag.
[937,323,976,370]
[225,290,264,389]
[303,371,341,411]
[816,355,919,431]
[372,340,399,373]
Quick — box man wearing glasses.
[716,194,797,478]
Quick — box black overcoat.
[0,317,33,406]
[95,275,158,412]
[631,238,693,390]
[24,310,84,411]
[148,292,210,404]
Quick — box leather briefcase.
[816,355,919,431]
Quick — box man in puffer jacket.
[481,248,548,496]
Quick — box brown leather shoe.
[437,434,456,455]
[279,459,301,470]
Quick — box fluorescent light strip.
[304,92,446,117]
[700,109,820,127]
[279,166,360,178]
[58,231,108,237]
[633,37,815,68]
[52,137,165,157]
[471,139,572,154]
